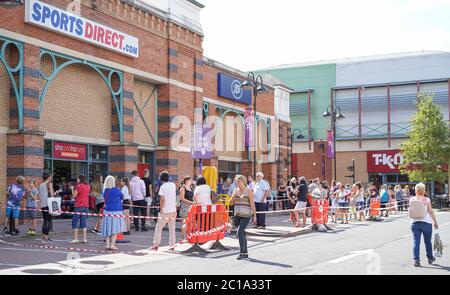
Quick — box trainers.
[31,230,36,236]
[69,239,80,244]
[134,226,140,232]
[27,229,32,235]
[123,231,131,236]
[141,227,148,232]
[13,229,20,235]
[237,253,248,260]
[414,260,421,267]
[150,246,158,251]
[428,258,436,265]
[91,229,99,234]
[3,227,7,234]
[82,239,88,244]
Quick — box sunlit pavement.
[1,212,449,275]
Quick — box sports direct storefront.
[0,0,289,210]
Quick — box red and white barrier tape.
[0,206,184,222]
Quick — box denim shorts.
[72,207,89,229]
[5,207,20,219]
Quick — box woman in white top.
[410,183,439,267]
[193,176,212,205]
[121,178,132,234]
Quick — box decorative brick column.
[109,143,138,179]
[7,43,43,187]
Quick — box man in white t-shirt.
[151,171,177,251]
[253,172,271,229]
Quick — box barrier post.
[181,204,229,254]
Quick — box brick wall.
[0,134,6,207]
[39,61,112,140]
[295,141,332,182]
[0,46,9,128]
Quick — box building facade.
[258,52,450,193]
[0,0,291,210]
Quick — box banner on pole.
[245,107,254,148]
[326,130,334,159]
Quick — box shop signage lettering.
[25,0,139,58]
[53,142,87,161]
[217,73,252,105]
[367,150,404,173]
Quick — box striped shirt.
[233,188,252,218]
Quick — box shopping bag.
[47,197,62,216]
[434,230,443,258]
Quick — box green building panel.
[257,63,336,141]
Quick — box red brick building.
[0,0,291,209]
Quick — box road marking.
[0,246,97,256]
[0,263,26,267]
[326,249,374,264]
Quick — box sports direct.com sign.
[367,150,404,173]
[25,0,139,58]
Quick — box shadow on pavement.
[245,258,293,268]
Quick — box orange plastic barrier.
[311,199,329,225]
[370,198,381,217]
[184,204,229,244]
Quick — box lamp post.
[242,72,268,177]
[0,0,23,8]
[290,129,305,177]
[323,106,345,181]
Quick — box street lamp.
[0,0,23,8]
[242,72,269,177]
[323,105,345,181]
[290,129,305,177]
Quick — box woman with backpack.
[409,183,439,267]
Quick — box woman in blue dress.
[101,176,127,251]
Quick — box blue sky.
[200,0,450,71]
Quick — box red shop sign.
[367,150,404,173]
[53,142,87,161]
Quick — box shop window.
[386,174,397,183]
[139,152,153,163]
[398,174,410,183]
[218,161,241,181]
[89,163,109,181]
[44,159,52,172]
[89,145,108,162]
[44,140,52,158]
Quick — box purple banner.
[245,108,254,148]
[192,124,213,159]
[326,130,334,159]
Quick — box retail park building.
[257,51,450,194]
[0,0,292,207]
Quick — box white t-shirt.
[194,185,212,205]
[254,180,270,203]
[122,186,131,200]
[159,182,177,214]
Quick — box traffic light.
[345,159,356,183]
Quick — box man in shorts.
[4,176,26,236]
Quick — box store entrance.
[52,160,87,188]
